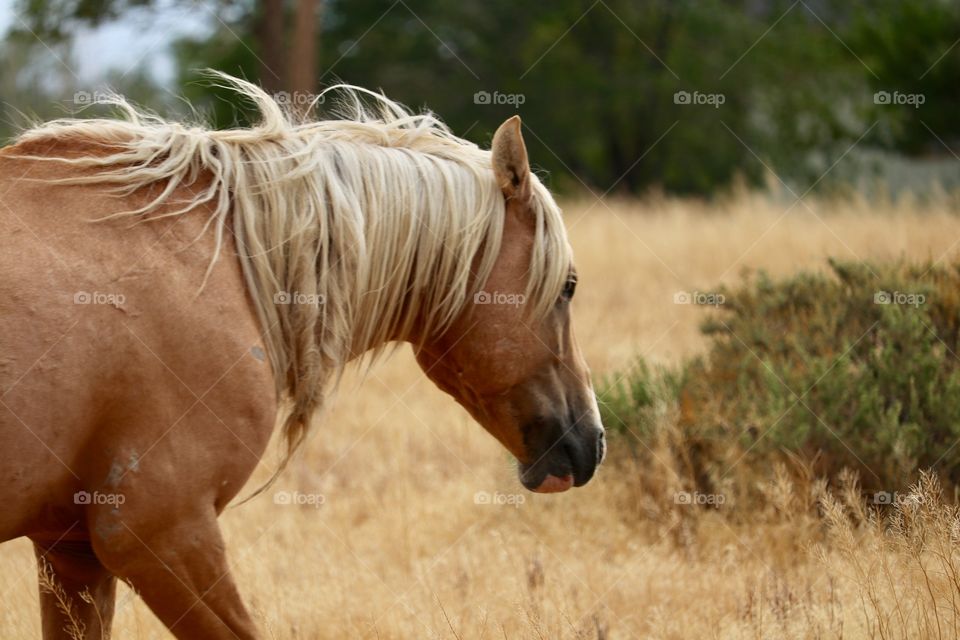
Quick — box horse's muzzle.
[518,420,605,493]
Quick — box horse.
[0,74,605,639]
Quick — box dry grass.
[3,192,960,638]
[820,471,960,640]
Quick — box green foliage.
[849,0,960,155]
[602,259,960,492]
[6,0,960,194]
[173,20,264,128]
[161,0,909,194]
[0,36,81,142]
[599,359,685,441]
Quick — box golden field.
[3,193,960,639]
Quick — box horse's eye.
[561,277,577,301]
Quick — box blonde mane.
[13,72,573,480]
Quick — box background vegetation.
[4,0,960,195]
[601,259,960,499]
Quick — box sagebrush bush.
[601,259,960,494]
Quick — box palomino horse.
[0,74,605,639]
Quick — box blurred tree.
[289,0,321,115]
[256,0,285,92]
[849,0,960,156]
[0,34,80,141]
[13,0,324,100]
[256,0,869,195]
[9,0,959,194]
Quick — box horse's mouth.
[518,463,579,493]
[517,452,589,493]
[527,473,574,493]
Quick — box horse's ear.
[491,116,531,201]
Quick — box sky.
[0,0,210,85]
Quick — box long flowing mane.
[11,72,573,479]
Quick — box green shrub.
[602,259,960,493]
[599,359,684,440]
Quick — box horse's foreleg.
[91,509,259,640]
[33,539,117,640]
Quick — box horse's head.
[414,116,605,494]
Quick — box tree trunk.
[288,0,321,117]
[255,0,286,94]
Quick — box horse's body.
[0,77,604,639]
[1,139,277,637]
